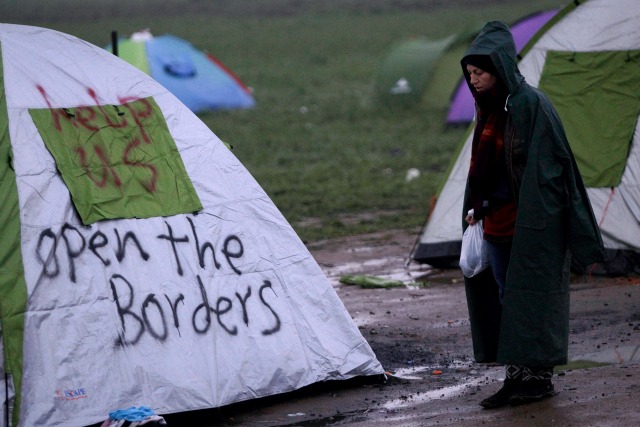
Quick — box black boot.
[479,365,522,409]
[479,377,520,409]
[509,367,556,405]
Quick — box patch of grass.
[555,360,611,373]
[296,209,424,243]
[7,0,566,242]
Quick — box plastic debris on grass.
[339,274,405,288]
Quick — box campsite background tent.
[412,0,640,274]
[374,34,460,108]
[375,9,558,115]
[0,23,381,427]
[445,8,559,126]
[112,30,256,113]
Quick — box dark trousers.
[485,239,512,304]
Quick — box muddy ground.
[164,228,640,427]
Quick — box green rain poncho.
[461,21,605,367]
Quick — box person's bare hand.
[465,215,478,225]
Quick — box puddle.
[571,344,640,365]
[392,360,475,380]
[324,261,413,283]
[380,346,640,413]
[391,365,433,380]
[378,347,640,414]
[273,410,368,426]
[382,369,502,411]
[320,255,434,288]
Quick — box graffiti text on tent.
[33,215,282,343]
[37,85,159,192]
[110,275,281,346]
[35,217,242,282]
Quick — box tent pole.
[405,223,424,268]
[111,31,118,56]
[4,372,8,427]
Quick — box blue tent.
[113,31,256,113]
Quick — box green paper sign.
[29,95,202,224]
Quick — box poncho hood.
[461,21,525,97]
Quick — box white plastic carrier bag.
[459,210,490,277]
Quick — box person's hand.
[465,214,478,226]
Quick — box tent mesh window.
[538,50,640,188]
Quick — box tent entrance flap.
[538,50,640,188]
[412,240,461,268]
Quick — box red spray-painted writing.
[36,85,158,192]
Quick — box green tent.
[374,34,466,108]
[412,0,640,275]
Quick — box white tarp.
[0,24,382,426]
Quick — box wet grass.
[556,360,611,373]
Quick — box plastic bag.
[459,222,489,277]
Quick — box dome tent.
[412,0,640,275]
[0,24,381,427]
[112,30,256,113]
[374,33,461,108]
[374,9,559,118]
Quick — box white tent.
[0,24,382,427]
[412,0,640,274]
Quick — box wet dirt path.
[166,229,640,426]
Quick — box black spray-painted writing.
[35,216,282,344]
[35,217,244,282]
[159,218,244,277]
[156,221,189,276]
[187,217,221,270]
[111,274,281,346]
[36,223,150,283]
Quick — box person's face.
[466,64,497,94]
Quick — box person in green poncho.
[460,21,605,408]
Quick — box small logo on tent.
[55,387,88,401]
[390,78,412,94]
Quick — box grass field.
[3,0,566,242]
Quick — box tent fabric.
[446,9,559,126]
[538,49,640,187]
[376,10,558,116]
[115,33,256,113]
[413,0,640,272]
[375,35,458,107]
[0,24,382,427]
[0,39,25,427]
